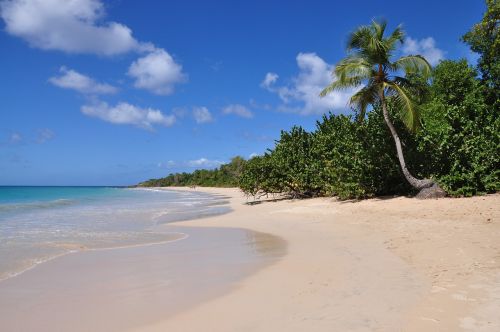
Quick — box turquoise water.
[0,186,230,281]
[0,186,119,204]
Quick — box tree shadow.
[336,194,412,204]
[244,196,292,205]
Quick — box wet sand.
[0,226,285,332]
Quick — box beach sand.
[0,226,285,332]
[1,188,499,331]
[137,188,500,332]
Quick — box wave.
[154,206,231,224]
[0,199,77,212]
[0,231,189,283]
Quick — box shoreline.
[0,189,286,332]
[1,186,498,331]
[138,187,500,331]
[0,188,231,283]
[0,231,189,283]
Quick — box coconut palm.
[320,20,441,193]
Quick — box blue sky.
[0,0,485,185]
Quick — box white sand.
[136,188,500,332]
[2,187,498,331]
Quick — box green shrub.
[140,65,498,199]
[238,154,284,196]
[417,60,500,196]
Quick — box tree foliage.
[238,59,499,199]
[416,60,499,196]
[138,156,246,187]
[462,0,500,104]
[138,14,498,200]
[320,20,437,191]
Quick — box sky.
[0,0,485,186]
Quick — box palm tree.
[320,20,442,194]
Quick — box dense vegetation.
[239,3,499,199]
[239,65,499,198]
[320,20,437,195]
[140,2,499,199]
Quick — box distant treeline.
[138,3,498,199]
[137,157,246,188]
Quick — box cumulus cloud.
[36,128,54,143]
[222,104,253,118]
[262,52,355,115]
[0,0,151,55]
[128,48,187,95]
[49,66,117,95]
[402,37,445,66]
[81,101,175,130]
[192,106,213,124]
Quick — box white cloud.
[249,152,259,158]
[36,128,54,143]
[192,106,213,124]
[81,101,175,130]
[262,52,355,115]
[402,37,445,66]
[187,158,224,168]
[260,72,278,88]
[9,132,22,143]
[49,66,117,95]
[128,48,187,95]
[222,104,253,118]
[0,0,151,55]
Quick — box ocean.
[0,186,231,281]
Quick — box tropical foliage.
[415,60,499,196]
[238,11,498,199]
[139,4,499,200]
[320,20,436,192]
[462,0,499,106]
[239,66,498,199]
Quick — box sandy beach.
[1,188,499,331]
[137,188,500,332]
[2,0,496,331]
[0,224,285,332]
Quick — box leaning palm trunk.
[380,93,433,190]
[321,20,447,198]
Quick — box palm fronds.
[392,55,431,78]
[349,83,379,120]
[320,20,431,131]
[384,81,421,131]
